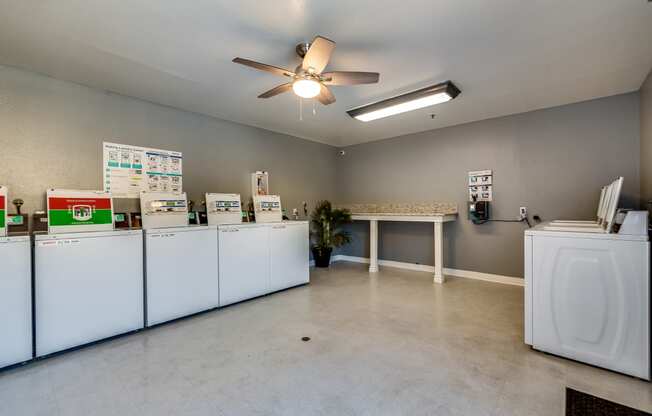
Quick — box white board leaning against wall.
[103,142,183,198]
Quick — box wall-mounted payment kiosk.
[253,195,282,223]
[206,193,242,225]
[140,191,189,229]
[141,191,219,326]
[36,189,143,357]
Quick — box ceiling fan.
[232,36,379,105]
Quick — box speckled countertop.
[335,202,458,216]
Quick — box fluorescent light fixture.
[347,81,460,122]
[292,79,321,98]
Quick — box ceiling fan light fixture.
[292,79,321,98]
[347,81,461,122]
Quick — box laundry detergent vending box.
[47,189,114,234]
[0,186,7,237]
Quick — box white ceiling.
[1,1,651,147]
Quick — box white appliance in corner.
[144,225,219,326]
[218,223,270,306]
[524,224,650,380]
[0,235,32,368]
[270,222,309,291]
[34,230,144,357]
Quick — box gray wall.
[0,65,644,279]
[642,70,652,209]
[0,65,338,221]
[336,93,641,278]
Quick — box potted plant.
[310,200,352,267]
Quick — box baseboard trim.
[327,254,524,287]
[442,267,524,287]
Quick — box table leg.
[433,221,444,283]
[369,220,379,273]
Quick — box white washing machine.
[34,230,144,357]
[0,235,32,368]
[218,223,270,306]
[525,224,650,379]
[145,225,219,326]
[218,221,310,306]
[270,222,309,292]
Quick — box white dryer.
[270,222,309,292]
[0,235,32,368]
[525,224,650,379]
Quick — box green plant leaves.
[310,200,352,250]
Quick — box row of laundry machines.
[524,177,650,380]
[0,187,309,369]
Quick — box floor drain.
[301,337,311,342]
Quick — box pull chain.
[312,100,316,116]
[299,97,303,121]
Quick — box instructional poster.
[468,170,493,202]
[103,142,183,198]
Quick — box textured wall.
[641,69,652,209]
[0,65,338,222]
[336,93,640,277]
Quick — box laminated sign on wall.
[47,189,114,234]
[468,170,493,202]
[103,142,183,198]
[0,185,6,237]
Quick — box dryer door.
[531,235,649,379]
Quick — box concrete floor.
[0,262,650,415]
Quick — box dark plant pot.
[312,247,333,268]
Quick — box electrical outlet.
[519,206,527,220]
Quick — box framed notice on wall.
[103,142,183,198]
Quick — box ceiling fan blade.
[316,84,336,105]
[258,83,293,98]
[233,57,295,77]
[302,36,335,74]
[322,71,380,85]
